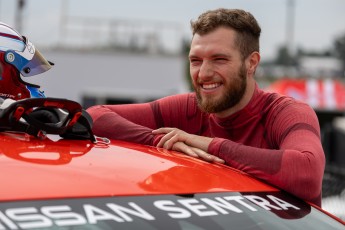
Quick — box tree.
[334,33,345,75]
[274,45,296,66]
[182,39,193,91]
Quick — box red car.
[1,20,341,229]
[1,129,344,229]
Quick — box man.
[87,8,325,207]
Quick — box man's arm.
[87,93,197,145]
[152,104,325,207]
[87,104,161,145]
[209,135,324,207]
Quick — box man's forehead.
[190,28,239,56]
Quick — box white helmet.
[0,22,53,100]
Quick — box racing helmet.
[0,22,53,100]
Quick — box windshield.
[0,192,343,229]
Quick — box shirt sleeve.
[208,102,325,207]
[86,93,193,145]
[86,103,162,145]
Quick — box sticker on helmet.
[5,52,15,63]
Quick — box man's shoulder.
[155,92,198,110]
[154,92,201,119]
[157,92,195,103]
[259,88,315,115]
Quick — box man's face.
[189,27,247,114]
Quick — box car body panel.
[0,133,276,202]
[1,132,344,229]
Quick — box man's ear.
[246,51,260,76]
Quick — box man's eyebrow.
[188,53,231,59]
[188,54,200,59]
[211,53,231,58]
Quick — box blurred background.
[1,0,345,220]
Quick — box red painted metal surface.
[0,132,277,202]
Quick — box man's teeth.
[202,83,220,89]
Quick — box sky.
[0,0,345,61]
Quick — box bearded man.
[87,8,325,207]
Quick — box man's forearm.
[88,105,156,145]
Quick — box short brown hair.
[191,8,261,60]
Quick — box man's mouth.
[201,83,222,90]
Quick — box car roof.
[0,132,277,202]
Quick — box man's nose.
[199,61,214,79]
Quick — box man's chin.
[196,93,222,112]
[198,99,220,113]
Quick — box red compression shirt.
[87,85,325,206]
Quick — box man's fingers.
[156,133,171,148]
[153,129,224,164]
[191,147,225,164]
[172,142,198,158]
[152,127,174,135]
[212,156,226,164]
[162,134,179,150]
[154,128,188,149]
[172,143,225,164]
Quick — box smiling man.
[87,8,325,207]
[189,26,256,117]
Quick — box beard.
[194,63,247,114]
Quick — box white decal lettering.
[224,196,257,211]
[244,195,281,210]
[178,199,217,217]
[6,208,52,229]
[83,204,123,224]
[106,202,155,221]
[41,205,87,226]
[0,211,18,230]
[201,197,243,214]
[0,193,305,228]
[154,200,191,219]
[267,195,300,210]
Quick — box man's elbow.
[86,105,107,122]
[293,162,324,206]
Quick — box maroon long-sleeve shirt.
[87,85,325,206]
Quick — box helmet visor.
[20,47,52,77]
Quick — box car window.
[0,192,343,229]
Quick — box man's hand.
[152,128,224,164]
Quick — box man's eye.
[190,59,202,65]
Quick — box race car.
[1,18,343,230]
[1,101,344,230]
